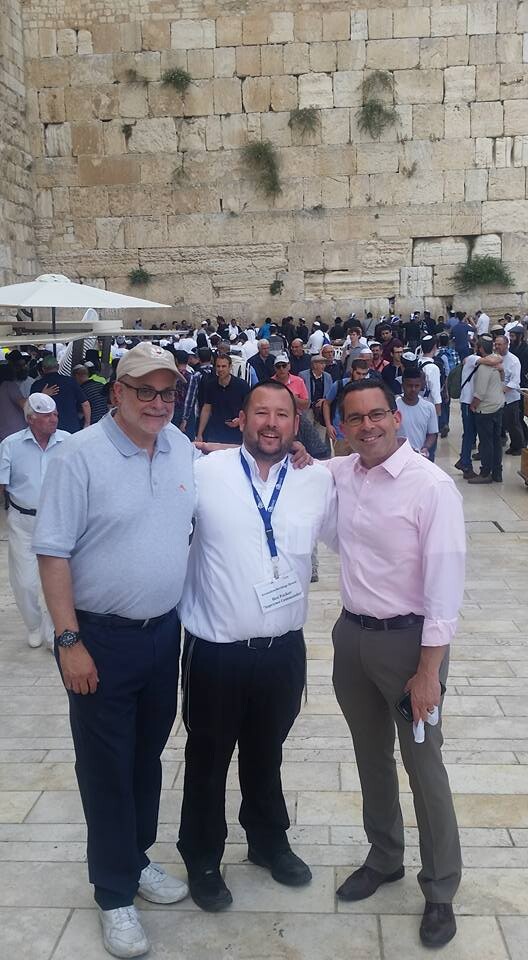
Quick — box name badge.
[254,569,305,614]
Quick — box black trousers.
[503,401,524,452]
[475,408,503,479]
[59,608,181,909]
[177,630,306,874]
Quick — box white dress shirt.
[0,427,70,510]
[307,329,325,354]
[501,350,521,404]
[476,313,490,335]
[179,446,337,643]
[460,354,479,404]
[419,357,442,406]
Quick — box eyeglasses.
[344,408,393,426]
[120,382,177,403]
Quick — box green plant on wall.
[454,256,514,291]
[128,268,152,287]
[356,70,398,139]
[288,106,319,138]
[269,279,284,296]
[242,140,282,198]
[161,68,192,95]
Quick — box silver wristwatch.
[56,629,81,648]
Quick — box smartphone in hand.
[395,683,446,723]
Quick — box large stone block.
[394,8,431,38]
[337,40,366,71]
[91,23,120,55]
[477,64,500,101]
[216,17,242,48]
[124,216,168,248]
[171,20,215,50]
[502,232,528,261]
[447,36,469,66]
[288,241,324,271]
[444,66,476,102]
[445,104,470,139]
[497,34,523,65]
[413,104,444,140]
[214,48,235,78]
[179,117,208,152]
[283,43,310,75]
[504,100,528,136]
[366,39,419,70]
[119,23,141,53]
[213,78,242,114]
[465,168,489,201]
[77,30,93,56]
[261,45,284,76]
[39,28,57,58]
[56,28,76,57]
[293,12,322,43]
[482,199,528,232]
[236,45,261,77]
[44,123,72,157]
[26,57,69,88]
[333,71,362,107]
[298,73,333,109]
[321,108,350,145]
[469,35,497,65]
[242,77,270,113]
[413,237,469,266]
[350,10,368,41]
[395,69,443,104]
[187,49,214,79]
[471,101,504,137]
[72,54,114,86]
[38,89,65,123]
[79,156,140,187]
[431,6,468,37]
[400,266,433,298]
[475,136,493,167]
[420,38,447,69]
[321,176,349,208]
[96,217,125,249]
[316,145,356,177]
[221,114,247,149]
[432,265,458,296]
[142,22,170,52]
[260,111,291,147]
[70,186,109,218]
[271,76,297,112]
[368,9,392,40]
[498,0,518,33]
[148,83,184,118]
[118,84,148,119]
[322,11,350,41]
[488,168,526,200]
[309,42,337,73]
[71,122,103,156]
[268,12,294,44]
[242,15,270,46]
[184,81,215,118]
[356,143,398,174]
[108,185,173,217]
[468,2,498,35]
[127,118,179,153]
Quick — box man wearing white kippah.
[0,394,69,648]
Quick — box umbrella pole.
[52,306,57,357]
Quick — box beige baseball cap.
[116,342,177,380]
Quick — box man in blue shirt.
[450,314,475,361]
[31,355,90,432]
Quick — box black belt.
[76,607,176,630]
[344,610,423,632]
[8,495,36,516]
[234,629,300,650]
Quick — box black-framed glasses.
[120,382,177,403]
[344,408,393,426]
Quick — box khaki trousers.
[332,611,461,903]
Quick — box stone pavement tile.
[510,829,528,845]
[53,908,381,960]
[0,906,70,960]
[0,790,40,823]
[0,715,71,738]
[381,915,508,959]
[498,697,528,716]
[0,749,47,762]
[340,762,528,794]
[0,693,68,715]
[0,762,79,791]
[0,823,87,841]
[442,751,518,763]
[173,759,340,792]
[223,864,335,912]
[331,825,512,848]
[0,840,87,861]
[462,847,528,867]
[0,861,93,907]
[499,917,528,960]
[443,717,528,739]
[449,661,514,677]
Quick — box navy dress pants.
[57,608,181,909]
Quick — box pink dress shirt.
[325,440,466,647]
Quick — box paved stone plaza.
[1,416,528,959]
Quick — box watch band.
[56,629,80,648]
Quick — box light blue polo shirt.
[33,414,197,619]
[0,427,70,511]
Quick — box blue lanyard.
[240,451,288,579]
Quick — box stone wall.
[0,0,38,285]
[13,1,528,320]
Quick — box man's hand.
[327,425,337,442]
[59,642,99,695]
[290,441,313,469]
[225,418,240,428]
[314,398,324,410]
[179,420,187,433]
[404,671,441,724]
[42,383,59,397]
[420,446,430,459]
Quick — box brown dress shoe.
[420,902,456,947]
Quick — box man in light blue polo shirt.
[0,393,69,649]
[34,343,196,959]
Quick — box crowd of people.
[0,304,525,958]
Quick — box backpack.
[447,361,479,400]
[421,357,447,400]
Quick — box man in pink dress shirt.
[326,378,465,950]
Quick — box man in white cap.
[34,343,194,958]
[271,353,309,411]
[0,394,69,648]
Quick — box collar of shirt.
[352,438,413,479]
[240,443,289,490]
[22,427,65,451]
[101,412,171,458]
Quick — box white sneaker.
[40,611,55,651]
[27,628,42,648]
[98,905,149,958]
[138,862,188,904]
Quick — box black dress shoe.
[248,848,312,886]
[420,902,456,947]
[336,864,404,901]
[453,459,464,471]
[505,448,522,456]
[188,868,233,912]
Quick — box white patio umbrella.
[0,274,170,354]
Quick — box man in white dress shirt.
[178,381,336,912]
[0,394,69,648]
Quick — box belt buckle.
[142,618,150,629]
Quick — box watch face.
[57,630,79,647]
